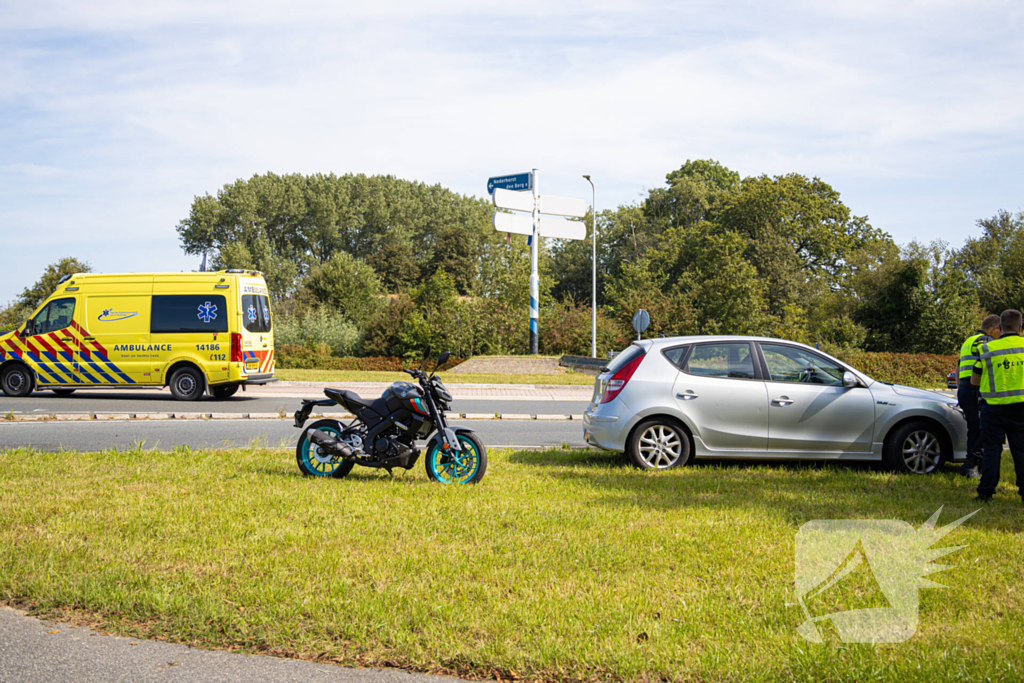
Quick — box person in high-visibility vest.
[971,309,1024,502]
[957,314,1002,477]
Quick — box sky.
[1,0,1022,303]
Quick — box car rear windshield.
[604,345,645,374]
[151,295,228,333]
[241,294,272,333]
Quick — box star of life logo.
[197,301,218,323]
[247,305,257,323]
[793,507,977,644]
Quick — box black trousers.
[958,379,982,457]
[978,402,1024,499]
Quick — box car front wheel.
[885,421,947,474]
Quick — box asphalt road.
[0,606,466,683]
[0,418,588,452]
[0,392,589,418]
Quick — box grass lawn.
[275,368,596,385]
[1,445,1022,682]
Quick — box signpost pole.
[583,175,596,358]
[529,168,539,355]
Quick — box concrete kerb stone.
[1,411,574,422]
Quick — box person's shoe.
[975,494,993,502]
[958,458,982,479]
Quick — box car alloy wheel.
[637,424,684,469]
[902,429,941,474]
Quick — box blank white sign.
[492,188,535,213]
[538,218,585,240]
[493,212,534,235]
[537,195,587,218]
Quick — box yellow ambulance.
[0,270,275,400]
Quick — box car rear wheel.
[627,419,691,470]
[1,364,34,397]
[885,421,947,475]
[169,366,204,401]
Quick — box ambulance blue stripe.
[24,352,70,385]
[89,350,135,384]
[41,354,81,383]
[85,362,118,384]
[77,366,101,384]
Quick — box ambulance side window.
[31,298,76,335]
[151,295,228,333]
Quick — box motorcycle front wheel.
[425,432,487,484]
[296,419,356,479]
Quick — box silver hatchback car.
[582,336,967,474]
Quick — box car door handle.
[61,337,73,342]
[772,397,794,406]
[676,391,699,400]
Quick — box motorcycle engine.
[373,435,414,460]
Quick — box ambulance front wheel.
[1,364,34,397]
[169,366,204,401]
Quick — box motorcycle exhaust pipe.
[307,430,355,460]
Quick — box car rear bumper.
[583,409,626,452]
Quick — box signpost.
[487,173,532,194]
[632,309,650,341]
[489,169,587,354]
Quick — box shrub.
[274,349,465,372]
[829,350,956,388]
[274,306,361,357]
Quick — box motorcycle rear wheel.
[425,432,487,484]
[296,420,356,479]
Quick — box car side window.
[761,344,844,386]
[685,343,756,379]
[31,298,76,335]
[661,344,690,369]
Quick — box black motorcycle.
[293,347,487,484]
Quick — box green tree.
[0,257,91,329]
[718,174,890,315]
[303,252,383,327]
[955,210,1024,314]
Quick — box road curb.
[1,412,585,423]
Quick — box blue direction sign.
[487,172,532,194]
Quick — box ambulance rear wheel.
[211,384,239,399]
[1,364,34,397]
[51,388,76,396]
[169,367,204,401]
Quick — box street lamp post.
[582,175,596,358]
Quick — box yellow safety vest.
[958,332,991,380]
[976,334,1024,405]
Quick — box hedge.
[276,344,464,372]
[831,351,956,388]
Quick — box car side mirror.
[19,321,30,337]
[842,371,860,388]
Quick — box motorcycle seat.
[324,388,386,416]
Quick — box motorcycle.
[292,347,487,484]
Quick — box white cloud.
[1,0,1022,300]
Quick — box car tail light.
[601,351,645,404]
[230,332,243,362]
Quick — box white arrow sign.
[538,194,587,218]
[493,189,588,219]
[492,187,535,213]
[493,212,586,240]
